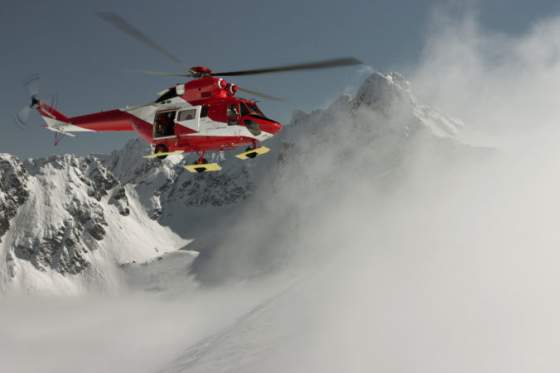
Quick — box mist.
[4,10,560,373]
[0,271,290,373]
[174,10,560,372]
[412,10,560,146]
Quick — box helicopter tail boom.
[35,101,94,134]
[36,100,140,134]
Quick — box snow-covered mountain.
[0,154,189,294]
[0,72,475,295]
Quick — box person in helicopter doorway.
[227,104,240,126]
[155,111,175,137]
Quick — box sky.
[1,0,560,157]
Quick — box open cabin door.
[153,109,177,139]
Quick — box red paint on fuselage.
[183,77,232,105]
[71,110,135,131]
[37,102,70,122]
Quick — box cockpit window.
[227,104,240,125]
[156,87,178,103]
[240,102,266,118]
[200,105,209,117]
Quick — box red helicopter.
[17,12,362,173]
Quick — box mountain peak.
[352,72,415,112]
[288,71,462,140]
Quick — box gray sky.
[1,0,559,157]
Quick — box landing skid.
[184,163,222,173]
[235,146,270,160]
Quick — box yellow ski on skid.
[235,146,270,160]
[184,163,222,173]
[143,150,184,159]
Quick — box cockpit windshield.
[156,87,178,103]
[240,102,267,119]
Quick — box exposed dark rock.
[13,220,90,275]
[0,156,29,242]
[65,197,108,241]
[83,156,118,200]
[170,169,253,207]
[109,185,130,216]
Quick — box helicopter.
[16,12,362,173]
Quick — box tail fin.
[35,101,91,136]
[36,100,69,123]
[16,75,88,138]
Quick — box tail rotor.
[15,74,41,127]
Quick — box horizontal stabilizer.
[42,120,78,137]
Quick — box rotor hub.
[189,66,213,77]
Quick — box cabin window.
[200,105,209,118]
[177,109,196,121]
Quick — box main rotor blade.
[126,69,189,77]
[97,12,184,66]
[237,87,284,101]
[212,57,362,77]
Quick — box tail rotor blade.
[15,106,31,127]
[13,118,26,129]
[47,93,58,112]
[23,74,40,97]
[15,74,41,127]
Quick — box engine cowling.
[228,84,238,95]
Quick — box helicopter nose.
[260,120,282,135]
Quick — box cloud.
[0,278,286,373]
[412,11,560,146]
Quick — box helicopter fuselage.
[35,76,283,156]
